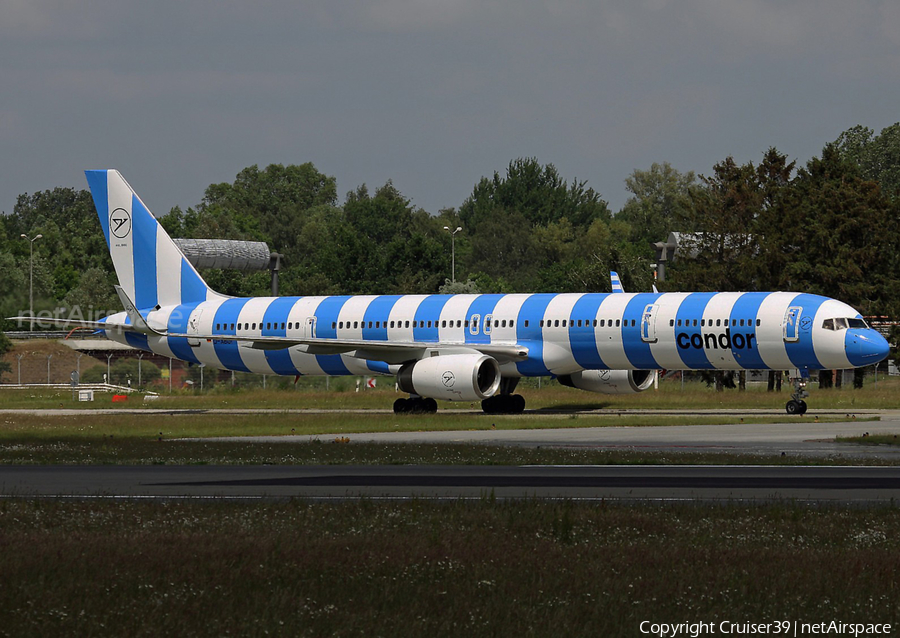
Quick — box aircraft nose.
[846,329,891,366]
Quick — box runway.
[3,408,900,502]
[205,411,900,460]
[3,464,900,503]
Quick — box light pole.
[443,226,462,283]
[20,233,42,331]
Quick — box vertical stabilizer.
[85,170,220,309]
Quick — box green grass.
[0,411,866,440]
[1,499,898,637]
[837,433,900,447]
[3,374,900,411]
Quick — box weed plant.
[1,499,898,636]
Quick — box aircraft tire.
[511,394,526,414]
[423,397,438,413]
[785,400,801,415]
[393,398,409,414]
[798,400,808,415]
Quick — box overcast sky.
[2,0,898,221]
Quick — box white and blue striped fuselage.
[102,290,886,378]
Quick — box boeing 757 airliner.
[13,170,891,414]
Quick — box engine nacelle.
[397,354,501,402]
[557,369,656,394]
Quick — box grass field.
[2,372,899,411]
[1,499,898,637]
[0,409,882,466]
[2,376,899,635]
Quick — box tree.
[670,157,764,291]
[1,188,112,300]
[458,158,611,291]
[834,123,900,200]
[772,145,900,315]
[0,330,11,382]
[458,158,610,234]
[616,162,696,250]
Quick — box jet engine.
[397,354,501,402]
[557,369,656,394]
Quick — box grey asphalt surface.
[3,464,900,503]
[3,408,900,502]
[197,409,900,460]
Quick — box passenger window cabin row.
[213,316,760,333]
[670,318,762,328]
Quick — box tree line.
[1,123,899,336]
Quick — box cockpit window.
[822,317,868,331]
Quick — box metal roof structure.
[173,238,272,271]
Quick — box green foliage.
[616,162,696,250]
[1,140,899,322]
[773,145,900,315]
[834,123,900,199]
[458,158,612,291]
[0,330,11,382]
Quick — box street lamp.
[443,226,462,283]
[20,233,42,331]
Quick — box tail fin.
[85,170,220,310]
[610,271,624,293]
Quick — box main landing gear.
[481,378,526,414]
[785,373,809,415]
[393,396,437,414]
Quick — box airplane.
[11,170,891,415]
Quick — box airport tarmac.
[201,411,900,460]
[3,464,900,503]
[2,408,899,502]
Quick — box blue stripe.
[131,194,159,310]
[363,295,403,341]
[366,360,392,374]
[124,332,150,352]
[212,299,252,373]
[569,294,609,369]
[314,296,352,375]
[465,294,504,345]
[728,293,768,370]
[84,171,110,247]
[167,302,201,365]
[622,293,662,369]
[784,294,825,370]
[263,297,300,375]
[180,258,208,304]
[413,295,452,342]
[675,293,715,370]
[516,293,556,376]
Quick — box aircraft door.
[469,314,481,336]
[641,304,659,343]
[305,317,317,339]
[783,306,801,342]
[187,308,203,347]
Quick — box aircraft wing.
[5,316,121,332]
[166,331,529,366]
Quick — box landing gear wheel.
[393,398,409,414]
[395,397,438,414]
[510,394,526,414]
[786,373,811,416]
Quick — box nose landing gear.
[786,372,809,415]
